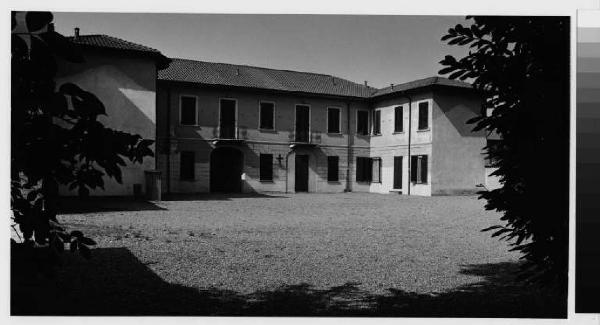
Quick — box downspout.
[345,101,352,192]
[284,148,293,193]
[402,93,413,196]
[165,86,171,195]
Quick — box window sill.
[259,179,274,183]
[327,132,343,136]
[180,178,196,182]
[259,128,277,133]
[371,133,382,137]
[393,131,404,134]
[179,124,200,127]
[327,180,341,183]
[416,128,430,132]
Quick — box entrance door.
[393,156,403,190]
[295,105,310,142]
[220,99,236,139]
[210,147,243,192]
[295,154,309,192]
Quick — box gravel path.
[58,193,519,296]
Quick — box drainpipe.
[165,86,171,195]
[402,93,413,196]
[345,101,352,192]
[284,148,293,193]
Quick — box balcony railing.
[289,131,321,146]
[212,126,247,145]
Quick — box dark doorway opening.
[295,105,310,142]
[394,156,403,190]
[220,99,236,139]
[210,147,243,193]
[295,154,309,192]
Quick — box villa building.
[58,32,491,197]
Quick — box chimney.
[331,76,336,85]
[364,80,368,87]
[235,68,240,76]
[74,27,80,40]
[390,83,394,90]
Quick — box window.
[327,107,341,133]
[394,106,403,132]
[371,158,381,183]
[357,110,369,135]
[259,102,275,130]
[418,102,429,130]
[180,151,195,180]
[410,155,428,184]
[356,157,372,182]
[260,154,273,181]
[393,156,403,189]
[327,156,339,182]
[373,110,381,135]
[180,96,197,125]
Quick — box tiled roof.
[159,58,376,98]
[68,34,170,68]
[159,59,474,99]
[371,76,474,97]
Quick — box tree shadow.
[58,196,167,214]
[161,192,289,201]
[11,246,566,317]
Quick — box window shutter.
[410,155,418,182]
[418,102,429,130]
[421,155,428,183]
[393,156,402,189]
[372,158,381,183]
[260,154,273,181]
[395,106,403,132]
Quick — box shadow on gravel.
[162,192,289,201]
[58,196,166,214]
[11,246,566,318]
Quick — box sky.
[52,12,470,88]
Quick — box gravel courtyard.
[59,193,519,295]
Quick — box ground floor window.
[260,154,273,181]
[410,155,428,184]
[327,156,339,182]
[180,151,195,180]
[371,158,381,183]
[393,156,403,189]
[356,157,372,182]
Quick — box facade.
[56,32,490,197]
[55,32,169,196]
[156,59,487,196]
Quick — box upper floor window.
[259,101,275,130]
[372,110,381,135]
[418,102,429,130]
[357,110,369,136]
[394,106,403,133]
[180,96,197,125]
[327,107,341,134]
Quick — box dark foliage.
[439,16,570,287]
[11,12,154,259]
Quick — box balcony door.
[295,105,310,142]
[220,99,236,139]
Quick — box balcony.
[288,131,321,149]
[211,126,247,145]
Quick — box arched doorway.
[210,147,243,193]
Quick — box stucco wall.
[56,52,157,196]
[368,92,433,196]
[156,85,372,194]
[431,89,486,195]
